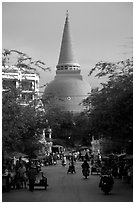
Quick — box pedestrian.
[10,165,16,189]
[18,163,27,188]
[27,165,37,191]
[85,152,89,161]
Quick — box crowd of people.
[89,154,133,185]
[2,150,133,193]
[66,150,133,186]
[2,152,67,192]
[2,156,47,192]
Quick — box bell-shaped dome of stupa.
[43,11,91,113]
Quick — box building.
[91,136,100,156]
[39,128,53,155]
[2,65,39,105]
[43,12,91,113]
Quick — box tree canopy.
[2,48,133,155]
[83,58,133,153]
[2,49,50,157]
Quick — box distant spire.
[66,10,69,20]
[57,11,80,69]
[66,10,68,17]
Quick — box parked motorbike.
[99,174,114,195]
[82,168,89,179]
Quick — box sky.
[2,2,133,94]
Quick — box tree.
[83,58,133,153]
[44,109,74,146]
[2,80,49,156]
[2,49,50,157]
[44,108,91,147]
[72,112,91,146]
[2,49,50,73]
[2,86,22,153]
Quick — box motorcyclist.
[82,159,90,169]
[68,160,76,173]
[81,159,90,173]
[62,155,67,166]
[99,173,114,185]
[99,171,114,194]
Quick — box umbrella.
[116,153,126,158]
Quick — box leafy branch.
[2,48,51,74]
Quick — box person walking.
[18,163,27,188]
[27,164,37,191]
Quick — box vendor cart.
[34,171,48,190]
[28,171,48,190]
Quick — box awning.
[123,155,133,160]
[37,155,46,159]
[21,158,29,163]
[3,152,28,159]
[101,155,110,160]
[80,146,90,150]
[116,153,126,158]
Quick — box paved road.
[2,161,133,202]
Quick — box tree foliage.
[2,49,51,73]
[44,109,91,147]
[84,58,133,153]
[2,49,50,157]
[2,84,47,156]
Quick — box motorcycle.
[62,159,66,166]
[82,168,89,179]
[99,174,114,195]
[53,160,57,165]
[62,156,67,166]
[67,164,76,174]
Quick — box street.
[2,161,133,202]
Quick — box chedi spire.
[56,11,80,71]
